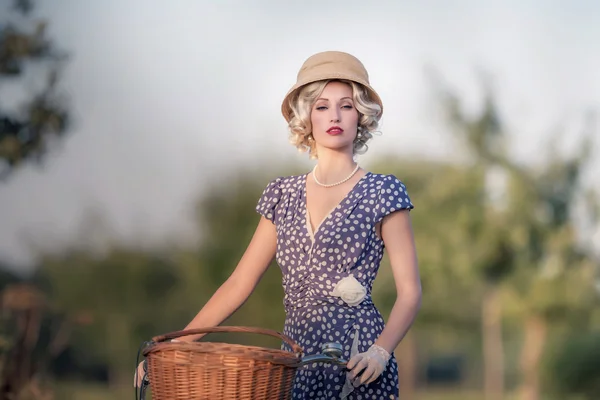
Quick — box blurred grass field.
[54,382,519,400]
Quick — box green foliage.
[500,127,598,322]
[33,248,182,383]
[0,0,70,180]
[28,166,304,382]
[546,332,600,399]
[370,158,483,331]
[0,60,596,397]
[191,167,299,343]
[0,267,20,289]
[6,150,597,393]
[52,382,508,400]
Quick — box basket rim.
[149,325,303,354]
[142,326,305,367]
[144,341,301,367]
[144,340,301,356]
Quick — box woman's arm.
[346,209,421,386]
[179,216,278,341]
[373,209,422,353]
[135,216,277,387]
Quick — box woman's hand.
[346,344,391,386]
[134,361,146,388]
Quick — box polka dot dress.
[256,172,414,400]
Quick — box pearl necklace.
[312,164,360,188]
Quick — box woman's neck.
[313,148,358,183]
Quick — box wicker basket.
[141,326,304,400]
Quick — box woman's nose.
[330,109,341,123]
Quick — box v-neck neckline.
[304,171,371,242]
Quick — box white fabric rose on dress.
[331,275,367,306]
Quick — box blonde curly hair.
[286,79,382,159]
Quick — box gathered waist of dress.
[284,295,375,314]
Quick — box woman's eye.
[342,105,353,109]
[316,106,327,111]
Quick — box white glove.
[134,361,146,388]
[346,344,391,386]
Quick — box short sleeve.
[373,175,414,224]
[256,178,283,223]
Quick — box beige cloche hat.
[281,51,383,122]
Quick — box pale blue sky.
[1,0,599,270]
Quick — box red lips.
[327,126,344,135]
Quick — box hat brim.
[281,75,383,123]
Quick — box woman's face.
[310,81,359,154]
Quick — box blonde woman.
[136,51,422,399]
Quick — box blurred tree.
[189,165,304,345]
[436,72,599,400]
[0,283,88,400]
[35,247,179,387]
[438,83,515,400]
[0,0,69,181]
[0,265,20,289]
[31,163,305,386]
[499,129,599,400]
[370,158,484,397]
[547,331,600,399]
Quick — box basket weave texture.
[143,326,303,400]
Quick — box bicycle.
[135,326,348,400]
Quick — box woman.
[136,51,422,399]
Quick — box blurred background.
[0,0,599,399]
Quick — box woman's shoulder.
[259,173,307,196]
[264,173,306,186]
[367,172,408,188]
[256,174,306,220]
[366,172,414,213]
